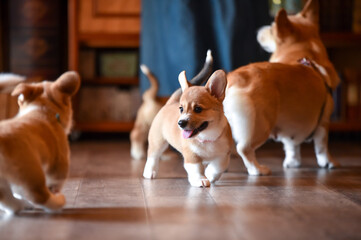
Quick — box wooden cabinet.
[68,0,141,132]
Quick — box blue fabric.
[140,0,271,96]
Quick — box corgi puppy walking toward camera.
[143,69,232,187]
[131,50,214,160]
[223,0,340,176]
[0,71,80,215]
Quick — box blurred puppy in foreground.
[0,71,80,215]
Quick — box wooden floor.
[1,138,361,240]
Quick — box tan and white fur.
[224,0,340,175]
[143,70,232,187]
[0,71,80,215]
[130,65,164,160]
[131,50,214,160]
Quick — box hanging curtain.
[140,0,271,96]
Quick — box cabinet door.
[78,0,141,34]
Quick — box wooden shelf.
[74,121,134,132]
[83,77,139,86]
[321,32,361,48]
[79,33,139,48]
[329,122,361,132]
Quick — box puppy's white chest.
[189,137,228,159]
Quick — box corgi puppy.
[130,50,214,160]
[223,0,340,175]
[0,71,80,215]
[143,69,233,187]
[130,65,164,160]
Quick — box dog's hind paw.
[143,169,157,179]
[188,178,210,188]
[283,158,301,168]
[327,160,341,169]
[247,165,271,176]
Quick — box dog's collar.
[298,57,332,141]
[298,57,332,95]
[55,113,61,123]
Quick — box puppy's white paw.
[283,158,301,168]
[188,178,210,188]
[143,169,157,179]
[143,158,159,179]
[328,160,340,169]
[318,155,340,169]
[205,169,222,183]
[247,165,271,176]
[131,145,145,160]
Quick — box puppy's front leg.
[205,154,230,183]
[183,154,210,187]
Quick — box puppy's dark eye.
[179,106,183,113]
[194,106,202,113]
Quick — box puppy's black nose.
[178,120,188,129]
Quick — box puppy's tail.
[189,49,213,86]
[166,50,214,105]
[0,73,26,93]
[140,64,159,102]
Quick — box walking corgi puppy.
[223,0,340,175]
[131,50,213,160]
[143,69,232,187]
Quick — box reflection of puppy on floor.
[0,71,80,215]
[143,68,232,187]
[130,50,213,160]
[223,0,340,176]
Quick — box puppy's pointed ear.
[275,9,293,39]
[205,70,227,102]
[301,0,319,25]
[178,71,190,92]
[11,83,43,102]
[53,71,81,96]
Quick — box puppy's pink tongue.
[182,130,193,139]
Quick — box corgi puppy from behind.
[143,69,232,187]
[130,50,214,160]
[222,0,340,176]
[0,71,80,215]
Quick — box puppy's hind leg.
[313,125,339,169]
[282,139,301,168]
[0,179,25,215]
[17,159,65,212]
[224,93,271,176]
[143,136,168,179]
[130,125,147,160]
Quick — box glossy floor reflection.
[1,139,361,240]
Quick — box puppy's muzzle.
[178,119,188,129]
